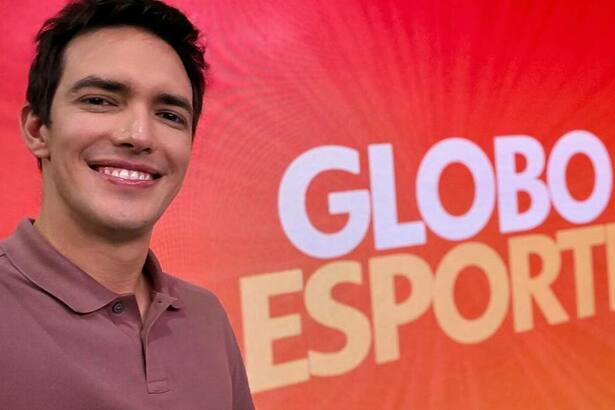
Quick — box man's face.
[32,26,194,237]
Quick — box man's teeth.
[98,167,153,181]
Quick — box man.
[0,0,254,408]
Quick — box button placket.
[142,295,174,394]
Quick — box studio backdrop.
[1,0,615,409]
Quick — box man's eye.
[158,111,186,125]
[81,96,113,106]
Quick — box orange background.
[1,0,615,408]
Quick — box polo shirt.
[0,220,254,410]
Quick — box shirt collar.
[2,219,182,313]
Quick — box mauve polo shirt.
[0,220,254,410]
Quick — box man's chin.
[84,214,158,243]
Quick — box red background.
[2,0,615,408]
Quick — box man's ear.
[20,105,51,160]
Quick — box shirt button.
[112,301,125,314]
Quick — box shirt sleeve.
[219,304,255,410]
[229,329,256,410]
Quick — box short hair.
[27,0,207,133]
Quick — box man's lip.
[87,160,162,178]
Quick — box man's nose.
[110,108,155,153]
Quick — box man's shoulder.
[0,239,21,280]
[0,238,41,311]
[0,244,13,288]
[0,237,9,257]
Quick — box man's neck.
[34,209,153,316]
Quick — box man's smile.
[88,159,163,186]
[98,167,154,181]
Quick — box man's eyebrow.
[156,93,193,116]
[68,75,127,94]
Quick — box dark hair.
[27,0,207,133]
